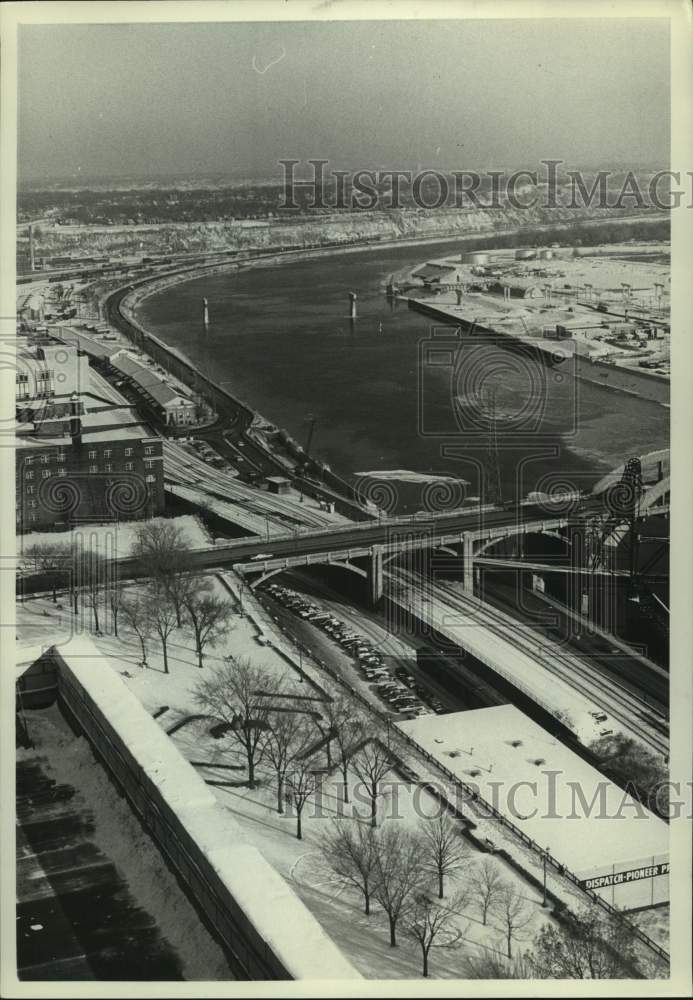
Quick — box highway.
[112,499,566,578]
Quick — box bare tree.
[373,826,424,947]
[132,518,192,625]
[78,551,110,634]
[461,949,531,979]
[22,542,64,602]
[121,594,154,666]
[526,904,641,979]
[468,858,505,926]
[351,736,395,828]
[420,815,469,899]
[263,710,315,813]
[194,657,280,788]
[324,695,365,804]
[183,583,233,668]
[149,585,178,674]
[322,820,380,915]
[405,890,466,977]
[284,746,321,839]
[105,577,126,638]
[496,883,535,959]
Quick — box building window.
[15,373,28,383]
[30,513,38,521]
[29,500,37,509]
[88,450,97,459]
[145,474,156,483]
[89,464,98,473]
[103,449,112,457]
[26,486,35,495]
[24,456,33,465]
[144,460,154,470]
[144,446,153,455]
[58,468,66,476]
[25,471,34,480]
[124,462,133,471]
[124,448,133,457]
[104,464,112,472]
[42,470,50,479]
[40,455,50,464]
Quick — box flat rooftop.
[398,705,668,877]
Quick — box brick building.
[16,396,164,533]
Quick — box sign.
[580,862,670,890]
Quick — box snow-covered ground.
[17,514,211,563]
[16,569,669,977]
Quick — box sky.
[18,18,670,182]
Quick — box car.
[250,552,274,561]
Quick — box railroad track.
[389,570,668,757]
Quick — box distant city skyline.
[18,18,670,183]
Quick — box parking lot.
[260,582,447,719]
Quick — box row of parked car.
[263,583,441,719]
[186,438,236,474]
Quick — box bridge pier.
[463,533,474,593]
[367,544,384,607]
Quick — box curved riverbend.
[114,229,669,514]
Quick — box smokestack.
[69,393,82,447]
[202,297,210,330]
[348,292,357,320]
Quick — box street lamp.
[542,845,551,907]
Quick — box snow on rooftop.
[42,637,360,980]
[398,705,668,877]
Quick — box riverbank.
[112,218,669,510]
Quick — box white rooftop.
[398,705,668,877]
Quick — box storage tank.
[514,248,536,260]
[460,251,488,266]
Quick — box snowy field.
[16,578,557,979]
[16,568,668,978]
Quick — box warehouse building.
[398,705,668,911]
[110,353,197,426]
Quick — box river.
[137,239,669,514]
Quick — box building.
[17,291,45,323]
[15,396,164,532]
[413,262,458,288]
[110,353,197,426]
[398,705,669,911]
[15,343,91,416]
[266,476,291,495]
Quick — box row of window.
[25,460,158,480]
[19,476,157,512]
[21,446,159,466]
[15,370,54,382]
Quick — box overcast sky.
[18,18,670,181]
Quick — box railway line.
[388,568,668,757]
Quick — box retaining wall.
[26,638,359,982]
